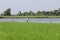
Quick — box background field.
[0,22,60,40]
[0,16,60,18]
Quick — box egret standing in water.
[26,18,29,22]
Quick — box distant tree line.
[1,8,60,16]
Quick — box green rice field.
[0,22,60,40]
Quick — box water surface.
[0,18,60,23]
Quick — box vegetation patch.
[0,22,60,40]
[0,16,60,18]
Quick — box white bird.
[26,18,29,22]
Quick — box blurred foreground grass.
[0,22,60,40]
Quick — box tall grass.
[0,22,60,40]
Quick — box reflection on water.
[0,18,60,23]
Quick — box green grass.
[0,22,60,40]
[0,16,60,18]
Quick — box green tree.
[53,10,58,16]
[17,11,22,16]
[57,8,60,15]
[29,11,35,16]
[36,11,42,16]
[4,8,11,16]
[1,13,4,16]
[49,11,54,16]
[41,11,46,16]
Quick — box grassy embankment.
[0,22,60,40]
[0,16,60,18]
